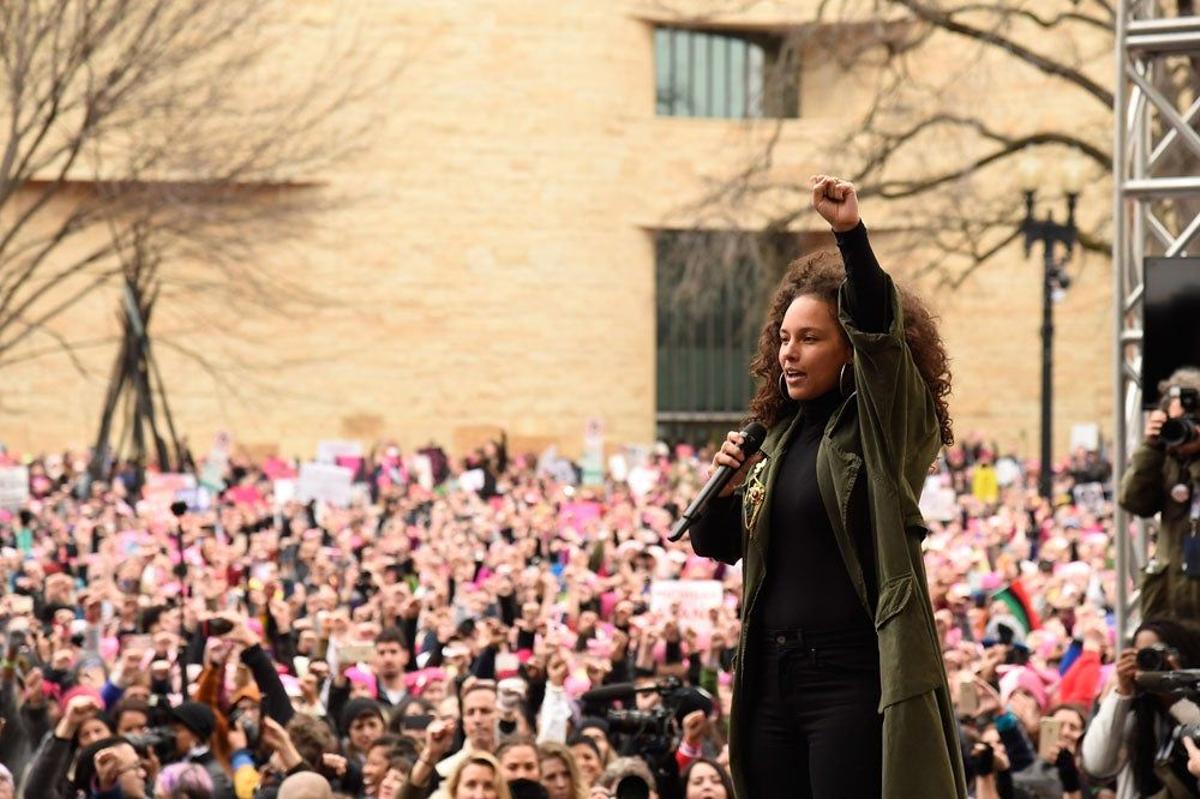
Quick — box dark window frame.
[654,26,800,120]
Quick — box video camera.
[1161,386,1200,447]
[582,676,714,755]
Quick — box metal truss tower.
[1112,1,1200,645]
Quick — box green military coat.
[704,277,967,799]
[1119,440,1200,621]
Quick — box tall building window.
[654,26,799,119]
[655,231,762,446]
[655,230,825,445]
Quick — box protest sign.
[273,479,297,507]
[459,468,485,493]
[649,579,723,633]
[143,473,197,514]
[559,501,602,534]
[317,440,363,464]
[411,454,434,491]
[0,466,29,511]
[919,475,959,523]
[297,462,354,506]
[1070,423,1100,453]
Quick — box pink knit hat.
[998,665,1059,711]
[59,685,104,713]
[345,666,377,698]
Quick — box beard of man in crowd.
[373,628,409,704]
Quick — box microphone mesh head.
[740,422,768,456]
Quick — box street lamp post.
[1020,177,1078,499]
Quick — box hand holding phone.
[1038,717,1063,762]
[339,642,375,665]
[958,673,979,717]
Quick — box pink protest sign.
[262,457,297,480]
[142,473,195,514]
[226,485,263,506]
[559,501,602,533]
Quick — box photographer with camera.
[1120,369,1200,621]
[1079,618,1200,798]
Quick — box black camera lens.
[1136,643,1173,672]
[1161,417,1199,448]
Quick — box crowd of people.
[1,425,1199,799]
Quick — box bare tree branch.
[930,3,1112,33]
[665,0,1139,296]
[0,0,395,382]
[891,0,1113,107]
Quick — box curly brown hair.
[748,249,954,445]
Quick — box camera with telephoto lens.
[125,727,176,761]
[1137,643,1179,672]
[598,677,713,755]
[606,706,673,737]
[1160,387,1200,447]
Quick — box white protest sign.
[459,468,485,493]
[608,453,629,483]
[273,479,297,507]
[1070,423,1100,453]
[919,475,958,523]
[316,440,363,464]
[649,580,723,633]
[627,465,658,500]
[296,462,354,506]
[411,454,434,491]
[0,466,29,511]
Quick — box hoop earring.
[839,362,853,398]
[778,372,790,400]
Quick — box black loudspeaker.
[1142,257,1200,409]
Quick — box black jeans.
[743,625,883,799]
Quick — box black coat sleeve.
[470,645,497,680]
[402,615,420,673]
[836,221,890,334]
[240,643,295,725]
[328,679,351,735]
[687,495,742,565]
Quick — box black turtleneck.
[758,390,875,632]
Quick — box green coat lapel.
[816,399,871,615]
